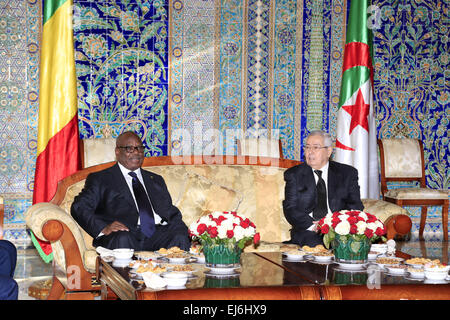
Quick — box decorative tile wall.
[0,0,447,246]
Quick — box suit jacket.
[71,163,187,239]
[282,161,364,233]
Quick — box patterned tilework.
[216,0,244,154]
[168,0,217,155]
[272,0,300,160]
[74,0,170,156]
[373,0,449,191]
[0,1,448,245]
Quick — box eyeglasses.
[117,145,145,153]
[303,145,330,152]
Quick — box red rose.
[253,232,260,244]
[350,224,358,234]
[216,215,226,225]
[208,226,218,238]
[227,230,234,239]
[347,216,358,225]
[332,212,341,218]
[240,218,250,229]
[366,213,377,223]
[197,223,207,235]
[320,224,330,234]
[331,217,341,228]
[375,227,385,236]
[365,229,374,238]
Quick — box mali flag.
[334,0,379,199]
[31,0,81,263]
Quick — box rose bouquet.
[189,211,261,250]
[317,210,387,249]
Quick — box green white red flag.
[335,0,379,199]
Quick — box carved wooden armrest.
[383,214,412,239]
[42,219,95,292]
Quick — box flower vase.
[204,275,241,288]
[332,235,370,264]
[202,243,242,273]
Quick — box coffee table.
[96,252,450,300]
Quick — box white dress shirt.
[118,162,165,225]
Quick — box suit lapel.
[327,161,339,211]
[109,164,137,211]
[141,169,161,216]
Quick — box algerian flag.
[335,0,379,199]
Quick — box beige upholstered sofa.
[25,155,411,299]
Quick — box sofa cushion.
[362,198,409,223]
[385,188,448,199]
[60,180,95,252]
[185,165,291,243]
[176,172,242,228]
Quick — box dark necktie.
[128,171,155,238]
[313,170,328,220]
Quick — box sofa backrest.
[53,156,302,251]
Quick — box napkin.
[142,273,167,289]
[96,246,114,257]
[386,239,396,255]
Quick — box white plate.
[370,244,388,254]
[368,252,380,260]
[336,262,368,270]
[375,257,404,269]
[207,267,240,275]
[312,255,334,263]
[423,279,448,284]
[385,266,407,275]
[204,270,240,278]
[191,255,206,264]
[167,257,187,264]
[406,270,425,279]
[135,251,162,260]
[424,271,449,281]
[404,275,424,281]
[112,258,132,268]
[405,262,426,269]
[283,253,306,261]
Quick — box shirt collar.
[311,161,329,174]
[118,162,142,179]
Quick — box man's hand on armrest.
[100,221,129,236]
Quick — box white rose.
[233,226,245,241]
[243,226,255,238]
[334,220,351,235]
[217,225,228,239]
[323,214,333,226]
[211,211,222,218]
[375,220,384,229]
[366,222,377,231]
[358,212,368,221]
[356,221,367,235]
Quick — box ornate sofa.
[25,155,411,299]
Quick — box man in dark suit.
[71,131,191,251]
[0,239,18,300]
[283,130,364,246]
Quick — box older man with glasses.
[282,130,364,247]
[71,131,191,251]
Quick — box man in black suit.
[283,130,364,246]
[0,240,18,300]
[71,131,191,251]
